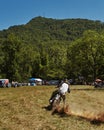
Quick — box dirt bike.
[49,92,62,114]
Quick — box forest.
[0,16,104,83]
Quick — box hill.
[0,16,104,44]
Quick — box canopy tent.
[29,78,42,85]
[29,78,42,81]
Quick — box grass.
[0,85,104,130]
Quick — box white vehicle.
[0,79,11,88]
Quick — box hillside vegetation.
[0,85,104,130]
[1,16,104,42]
[0,16,104,82]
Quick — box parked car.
[94,79,104,88]
[48,80,59,85]
[0,79,11,88]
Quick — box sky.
[0,0,104,30]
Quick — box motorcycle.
[49,92,62,114]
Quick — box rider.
[49,79,70,104]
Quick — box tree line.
[0,17,104,83]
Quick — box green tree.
[68,30,104,82]
[46,42,67,79]
[2,34,23,81]
[20,44,40,80]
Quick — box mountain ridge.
[0,16,104,44]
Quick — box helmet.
[63,79,69,83]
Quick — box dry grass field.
[0,85,104,130]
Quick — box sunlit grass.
[0,85,104,130]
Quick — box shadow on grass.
[42,105,52,111]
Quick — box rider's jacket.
[59,82,69,95]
